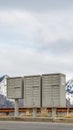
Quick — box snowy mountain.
[0,75,8,96]
[66,79,73,106]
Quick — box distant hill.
[0,94,24,108]
[0,94,14,108]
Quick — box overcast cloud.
[0,0,73,80]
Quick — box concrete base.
[15,99,19,116]
[52,108,56,119]
[32,108,36,117]
[67,108,70,116]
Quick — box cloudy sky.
[0,0,73,80]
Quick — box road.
[0,121,73,130]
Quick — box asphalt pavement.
[0,121,73,130]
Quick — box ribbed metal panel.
[51,85,60,107]
[42,73,66,107]
[7,77,23,99]
[24,75,41,108]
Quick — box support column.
[52,108,56,119]
[32,108,36,117]
[67,108,69,116]
[15,99,19,116]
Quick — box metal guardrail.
[0,108,72,113]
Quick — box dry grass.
[40,108,50,117]
[64,113,73,118]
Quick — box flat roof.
[42,73,66,76]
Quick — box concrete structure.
[42,73,66,118]
[24,75,41,117]
[7,77,23,116]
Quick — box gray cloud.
[36,40,73,55]
[50,41,73,54]
[0,0,73,11]
[0,41,72,81]
[0,1,73,80]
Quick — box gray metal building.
[7,73,66,117]
[42,73,66,108]
[24,75,42,108]
[7,77,23,99]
